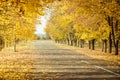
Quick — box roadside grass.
[0,41,33,80]
[56,43,120,65]
[2,41,31,52]
[76,48,120,65]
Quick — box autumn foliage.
[0,0,54,51]
[45,0,120,55]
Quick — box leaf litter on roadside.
[0,51,34,80]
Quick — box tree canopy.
[45,0,120,55]
[0,0,54,51]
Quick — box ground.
[0,40,120,80]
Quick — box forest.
[45,0,120,55]
[0,0,120,54]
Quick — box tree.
[0,0,54,51]
[45,0,119,55]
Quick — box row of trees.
[45,0,120,55]
[0,0,54,51]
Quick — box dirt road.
[27,40,120,80]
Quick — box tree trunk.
[80,40,84,48]
[73,40,75,46]
[69,40,71,45]
[115,40,119,55]
[68,33,71,45]
[108,16,119,55]
[102,40,104,52]
[0,39,2,51]
[78,40,80,47]
[108,32,112,53]
[76,39,79,47]
[72,40,74,46]
[0,39,3,51]
[74,39,77,47]
[70,40,73,46]
[114,20,119,55]
[89,40,91,49]
[14,36,17,52]
[68,39,69,45]
[111,18,119,55]
[107,16,113,53]
[102,40,107,53]
[104,39,107,53]
[91,39,95,50]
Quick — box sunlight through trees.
[0,0,53,51]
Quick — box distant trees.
[45,0,120,55]
[36,34,50,40]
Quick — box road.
[28,40,120,80]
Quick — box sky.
[35,12,51,35]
